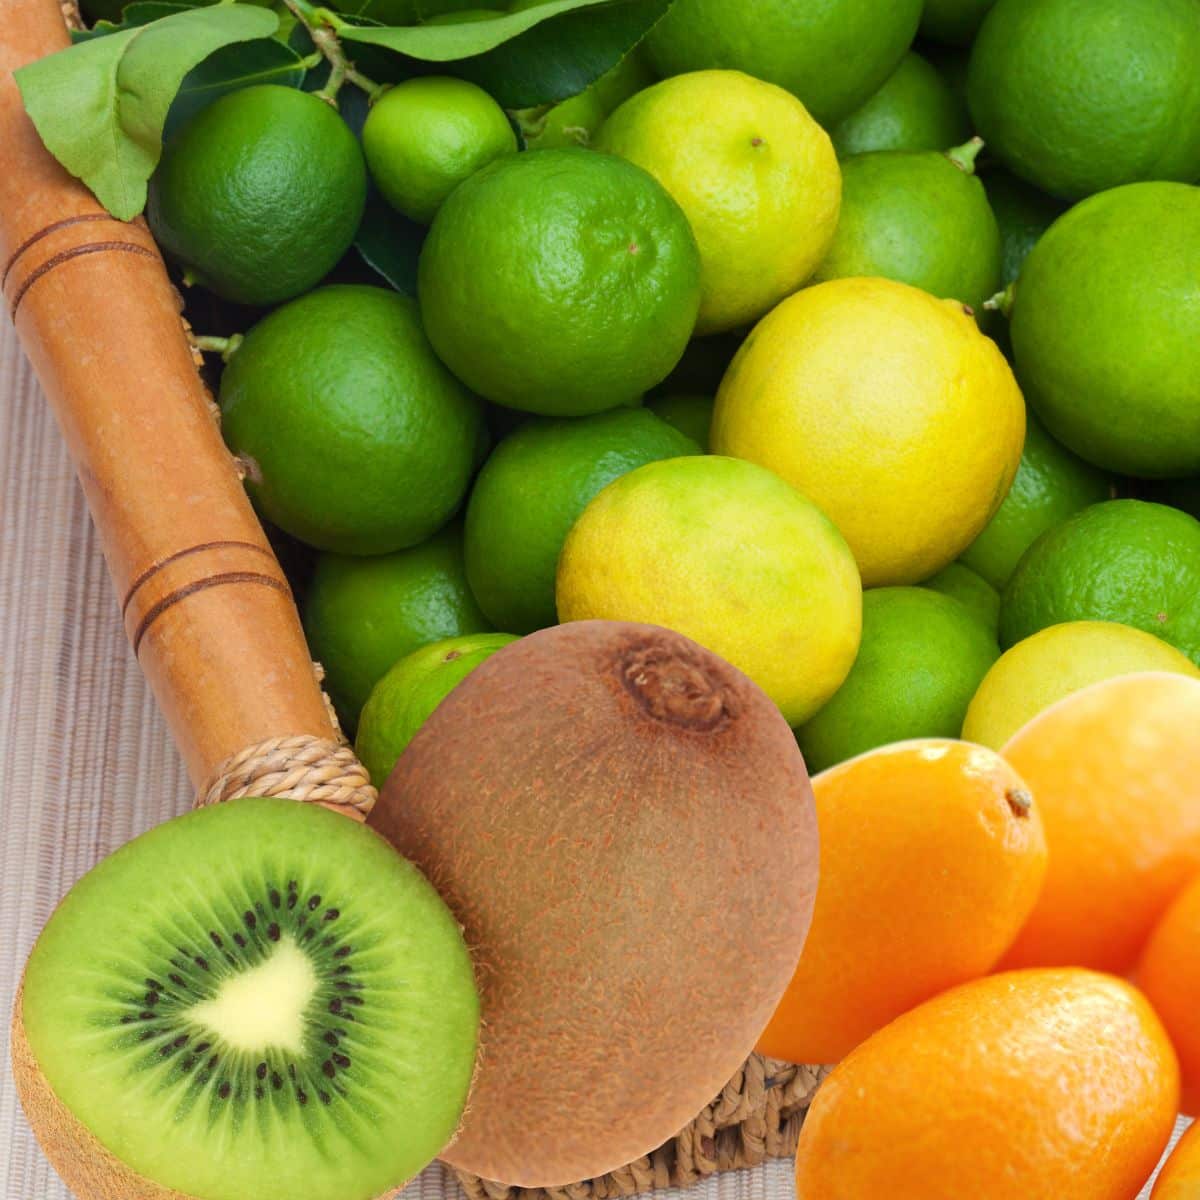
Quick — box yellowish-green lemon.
[963,620,1200,749]
[596,70,841,336]
[712,277,1025,587]
[556,455,862,725]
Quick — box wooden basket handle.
[0,0,373,816]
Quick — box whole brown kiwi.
[369,619,820,1186]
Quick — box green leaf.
[16,4,279,221]
[457,0,671,107]
[165,39,307,139]
[338,0,672,109]
[71,1,196,41]
[354,189,425,295]
[336,0,624,61]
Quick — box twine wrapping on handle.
[454,1059,828,1200]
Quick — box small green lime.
[147,86,366,306]
[831,52,970,157]
[515,87,608,150]
[960,413,1112,590]
[795,586,1000,773]
[1000,500,1200,663]
[356,632,517,786]
[1008,182,1200,478]
[418,149,702,415]
[303,525,493,730]
[642,0,923,126]
[983,169,1066,288]
[920,0,998,45]
[220,285,483,555]
[465,408,698,633]
[921,562,1001,635]
[813,138,1001,314]
[362,77,516,224]
[967,0,1200,200]
[645,395,713,450]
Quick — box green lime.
[960,413,1112,590]
[642,0,923,127]
[921,562,1001,635]
[362,77,516,224]
[465,408,698,633]
[982,169,1066,288]
[920,0,998,45]
[303,525,493,730]
[356,632,518,787]
[1000,500,1200,663]
[220,285,483,555]
[813,138,1001,314]
[967,0,1200,200]
[418,148,701,416]
[795,586,1000,773]
[1007,182,1200,478]
[147,86,366,306]
[831,52,970,157]
[645,395,713,450]
[516,88,607,150]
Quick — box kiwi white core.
[187,937,316,1053]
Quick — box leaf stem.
[192,334,244,363]
[281,0,382,104]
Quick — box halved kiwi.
[12,797,479,1200]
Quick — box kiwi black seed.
[13,797,479,1200]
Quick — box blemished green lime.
[920,0,998,45]
[465,408,699,633]
[813,139,1001,315]
[642,0,923,127]
[516,87,607,150]
[795,586,1000,773]
[960,413,1112,591]
[418,149,701,416]
[967,0,1200,200]
[831,53,970,157]
[983,169,1066,288]
[962,620,1200,750]
[921,562,1001,635]
[356,633,518,787]
[147,86,366,307]
[645,395,713,450]
[220,285,483,556]
[303,525,493,730]
[1000,500,1200,663]
[1008,182,1200,478]
[362,77,516,224]
[595,70,842,335]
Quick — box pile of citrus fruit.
[22,0,1200,1195]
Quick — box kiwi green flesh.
[20,797,479,1200]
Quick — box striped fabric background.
[0,312,1182,1198]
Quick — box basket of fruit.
[6,0,1200,1197]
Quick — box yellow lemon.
[595,70,841,336]
[963,620,1200,749]
[555,455,862,725]
[712,277,1025,586]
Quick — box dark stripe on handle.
[10,240,158,317]
[122,540,277,615]
[1,211,116,289]
[132,572,290,655]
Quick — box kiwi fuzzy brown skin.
[370,619,820,1187]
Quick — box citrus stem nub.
[945,136,985,175]
[983,282,1015,318]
